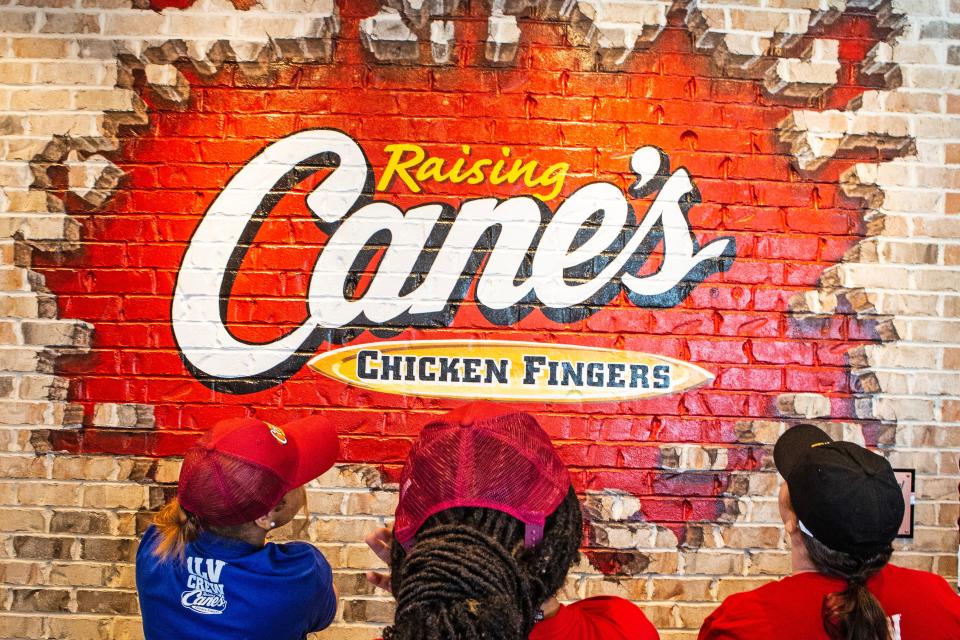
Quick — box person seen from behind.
[365,401,659,640]
[699,423,960,640]
[136,416,340,640]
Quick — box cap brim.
[283,415,341,488]
[774,423,833,479]
[441,401,521,427]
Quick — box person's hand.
[365,527,393,593]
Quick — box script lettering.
[172,129,735,392]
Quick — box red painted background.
[37,4,895,550]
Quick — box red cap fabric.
[178,416,340,526]
[393,401,571,550]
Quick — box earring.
[270,521,276,529]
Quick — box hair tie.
[181,506,202,527]
[848,574,867,586]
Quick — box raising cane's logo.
[171,129,735,398]
[181,557,228,615]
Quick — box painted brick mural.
[1,0,958,639]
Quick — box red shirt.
[531,597,659,640]
[699,564,960,640]
[375,597,658,640]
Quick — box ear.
[254,495,287,531]
[783,507,800,535]
[253,512,274,531]
[778,482,800,535]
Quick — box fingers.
[365,527,393,564]
[365,527,393,593]
[369,526,393,546]
[366,570,392,594]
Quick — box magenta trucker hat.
[393,401,571,551]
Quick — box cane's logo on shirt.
[181,556,228,615]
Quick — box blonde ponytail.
[152,498,201,561]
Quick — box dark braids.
[801,533,893,640]
[384,488,583,640]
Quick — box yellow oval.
[307,339,713,403]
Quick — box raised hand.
[364,527,393,593]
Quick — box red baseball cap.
[393,401,571,551]
[178,415,340,526]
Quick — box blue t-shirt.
[136,525,336,640]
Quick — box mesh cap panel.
[178,448,287,527]
[394,407,571,548]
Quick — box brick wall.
[1,1,958,639]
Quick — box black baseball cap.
[774,424,904,559]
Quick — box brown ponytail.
[152,498,201,561]
[802,533,892,640]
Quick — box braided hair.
[384,487,583,640]
[802,533,893,640]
